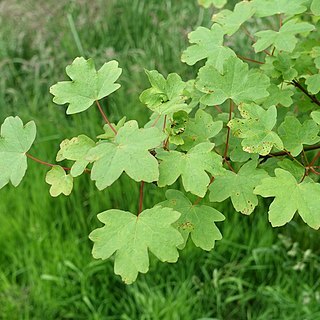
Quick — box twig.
[291,80,320,107]
[95,100,118,134]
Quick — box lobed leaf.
[45,165,73,197]
[0,116,36,189]
[89,206,183,284]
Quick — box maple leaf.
[0,116,36,189]
[157,142,224,197]
[139,70,189,115]
[209,160,268,214]
[180,109,223,150]
[259,84,294,108]
[278,116,320,156]
[212,1,256,36]
[198,0,226,8]
[45,165,73,197]
[160,190,225,250]
[253,20,315,53]
[228,104,283,155]
[56,135,95,177]
[305,74,320,94]
[253,0,307,17]
[89,206,183,284]
[181,25,236,73]
[50,57,122,114]
[311,0,320,15]
[311,111,320,125]
[254,169,320,229]
[197,56,270,106]
[86,121,165,190]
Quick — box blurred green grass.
[0,0,319,319]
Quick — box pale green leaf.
[311,0,320,15]
[311,111,320,124]
[260,84,294,108]
[305,74,320,94]
[45,165,73,197]
[139,70,190,115]
[228,104,283,155]
[212,1,256,36]
[89,206,183,284]
[97,117,126,140]
[181,25,236,73]
[277,159,305,181]
[56,135,95,177]
[160,190,225,250]
[180,109,223,150]
[197,56,270,105]
[0,116,36,189]
[254,20,315,53]
[198,0,227,8]
[254,169,320,229]
[278,116,320,156]
[253,0,307,17]
[209,160,268,214]
[157,142,224,197]
[86,121,165,190]
[50,57,122,114]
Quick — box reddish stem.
[138,181,145,216]
[95,100,118,135]
[309,151,320,167]
[26,153,91,173]
[237,54,264,65]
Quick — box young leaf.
[89,206,183,284]
[45,165,73,197]
[212,1,255,36]
[197,56,270,106]
[160,190,225,250]
[50,57,122,114]
[157,142,224,197]
[86,121,165,190]
[0,116,36,189]
[253,20,315,53]
[311,111,320,124]
[254,169,320,229]
[311,0,320,15]
[56,135,95,177]
[209,160,268,214]
[305,74,320,94]
[181,25,236,73]
[260,84,294,108]
[228,104,283,156]
[139,70,189,115]
[198,0,227,9]
[253,0,307,17]
[180,109,223,150]
[97,117,126,140]
[278,116,320,156]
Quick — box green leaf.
[277,159,305,181]
[181,25,236,73]
[198,0,227,8]
[311,110,320,124]
[139,70,189,115]
[253,0,307,17]
[0,116,36,189]
[305,74,320,94]
[180,109,223,150]
[97,117,126,140]
[166,111,189,146]
[228,104,284,156]
[209,160,268,214]
[254,169,320,229]
[157,142,224,197]
[254,20,315,53]
[89,206,183,284]
[260,84,294,108]
[197,57,270,105]
[278,116,320,156]
[86,121,165,190]
[50,57,122,114]
[56,135,95,177]
[311,0,320,15]
[212,1,256,36]
[160,190,225,250]
[45,165,73,197]
[311,46,320,69]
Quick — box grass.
[0,0,320,319]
